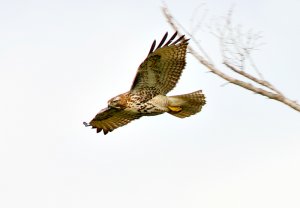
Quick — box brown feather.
[171,35,185,45]
[148,40,156,55]
[84,32,206,135]
[88,107,142,135]
[155,32,168,50]
[168,90,206,118]
[131,32,189,95]
[163,31,178,46]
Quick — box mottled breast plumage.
[84,31,206,135]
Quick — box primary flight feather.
[84,32,206,135]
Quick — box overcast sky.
[1,0,300,208]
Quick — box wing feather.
[163,31,177,46]
[131,32,189,96]
[171,35,185,45]
[86,107,141,135]
[148,40,156,55]
[155,32,168,50]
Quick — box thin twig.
[162,4,300,112]
[223,61,284,95]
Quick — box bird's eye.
[108,96,121,108]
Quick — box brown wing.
[85,107,142,135]
[131,32,189,96]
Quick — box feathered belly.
[125,95,169,115]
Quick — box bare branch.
[223,61,283,95]
[162,5,214,65]
[162,4,300,112]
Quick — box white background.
[1,0,299,207]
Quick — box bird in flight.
[84,32,206,135]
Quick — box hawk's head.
[108,92,129,110]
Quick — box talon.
[168,106,182,112]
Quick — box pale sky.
[0,0,299,208]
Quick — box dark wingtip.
[172,34,185,45]
[163,31,178,46]
[148,31,187,55]
[148,40,156,55]
[96,128,102,133]
[103,129,109,135]
[156,32,168,50]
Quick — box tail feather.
[167,90,206,118]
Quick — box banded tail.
[167,90,206,118]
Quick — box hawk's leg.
[168,106,182,112]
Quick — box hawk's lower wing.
[85,107,142,135]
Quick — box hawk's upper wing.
[85,107,142,135]
[130,32,189,96]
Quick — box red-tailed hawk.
[84,32,206,135]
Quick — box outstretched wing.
[84,107,142,135]
[131,32,189,96]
